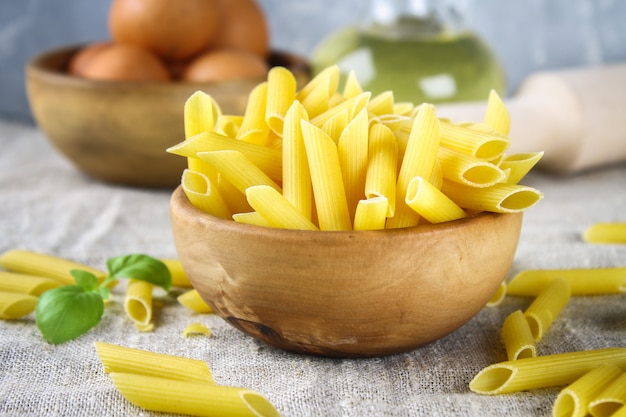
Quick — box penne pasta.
[337,108,369,220]
[182,322,212,338]
[296,65,339,118]
[0,290,37,319]
[405,176,467,224]
[483,89,510,136]
[437,146,506,188]
[499,152,544,185]
[184,91,222,173]
[353,197,388,231]
[94,342,214,384]
[485,281,507,307]
[160,259,192,288]
[365,123,398,217]
[320,109,349,141]
[214,115,243,137]
[124,280,153,328]
[469,348,626,395]
[441,180,543,213]
[439,120,510,160]
[524,277,571,342]
[282,100,312,219]
[265,66,297,136]
[310,92,371,129]
[300,120,352,231]
[367,91,394,116]
[507,267,626,296]
[237,82,270,145]
[177,289,213,313]
[109,372,281,417]
[588,371,626,417]
[501,310,536,361]
[0,271,61,296]
[583,223,626,244]
[342,69,363,98]
[0,249,106,286]
[181,169,231,219]
[245,185,318,231]
[232,212,272,227]
[553,364,623,417]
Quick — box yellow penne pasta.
[214,115,243,137]
[553,365,623,417]
[439,120,511,160]
[94,342,214,384]
[337,108,369,220]
[353,197,388,231]
[178,289,213,314]
[181,169,231,219]
[237,82,270,145]
[437,146,506,188]
[124,280,153,327]
[365,123,398,217]
[498,152,544,184]
[373,113,410,131]
[296,65,339,118]
[160,259,191,288]
[501,310,536,361]
[109,372,281,417]
[232,211,272,227]
[485,281,507,307]
[182,322,212,338]
[300,120,352,231]
[245,185,318,231]
[265,66,297,136]
[167,131,282,183]
[216,175,252,215]
[387,104,441,229]
[282,100,312,219]
[0,271,61,296]
[0,249,106,285]
[483,89,510,136]
[469,348,626,395]
[393,101,414,116]
[441,180,543,213]
[321,109,349,141]
[310,92,371,128]
[0,290,37,319]
[184,91,220,139]
[367,91,394,116]
[342,70,363,98]
[583,223,626,244]
[612,406,626,417]
[589,372,626,417]
[405,176,467,224]
[506,268,626,296]
[524,278,570,342]
[198,150,281,195]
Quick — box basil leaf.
[106,254,171,290]
[35,285,104,344]
[70,269,99,291]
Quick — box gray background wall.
[2,0,626,124]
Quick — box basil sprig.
[35,254,171,344]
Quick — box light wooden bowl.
[25,45,310,188]
[170,187,523,358]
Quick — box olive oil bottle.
[311,0,505,104]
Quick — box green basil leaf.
[106,254,171,290]
[70,269,99,291]
[35,285,104,344]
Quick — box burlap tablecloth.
[1,119,624,417]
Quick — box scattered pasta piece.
[523,278,571,342]
[485,281,507,307]
[501,310,536,361]
[0,271,61,296]
[583,223,626,244]
[124,280,153,328]
[588,371,626,417]
[0,291,37,319]
[507,268,626,296]
[178,289,214,314]
[183,322,212,338]
[160,259,192,287]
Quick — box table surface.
[0,119,625,417]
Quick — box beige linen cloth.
[0,120,624,417]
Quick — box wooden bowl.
[170,187,524,357]
[25,45,310,188]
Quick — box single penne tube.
[124,280,153,327]
[321,109,349,141]
[353,197,388,231]
[184,90,220,139]
[405,176,467,224]
[237,82,270,145]
[439,120,511,160]
[367,90,394,116]
[0,249,106,285]
[167,131,282,182]
[506,268,626,296]
[282,100,312,220]
[232,212,272,227]
[0,290,38,319]
[387,103,441,229]
[245,185,318,231]
[94,342,214,384]
[393,101,414,116]
[437,146,506,188]
[265,66,296,136]
[197,150,281,195]
[160,259,192,288]
[337,108,369,220]
[109,372,281,417]
[588,371,626,417]
[441,180,543,213]
[469,348,626,395]
[300,120,352,231]
[501,310,536,361]
[524,277,570,342]
[178,289,213,314]
[485,280,507,307]
[365,123,398,217]
[182,322,212,338]
[583,223,626,244]
[483,89,510,136]
[342,70,363,98]
[498,152,544,185]
[0,271,61,296]
[553,364,623,417]
[217,176,252,215]
[296,66,339,118]
[181,169,231,219]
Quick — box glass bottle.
[310,0,506,104]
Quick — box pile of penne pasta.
[168,65,544,231]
